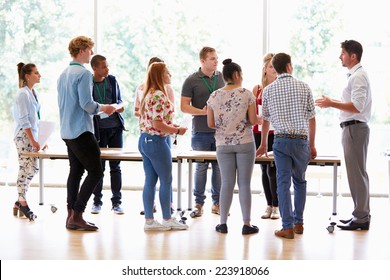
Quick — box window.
[1,0,388,196]
[268,0,390,195]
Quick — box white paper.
[97,103,123,115]
[180,114,192,129]
[38,121,56,147]
[100,113,109,119]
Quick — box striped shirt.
[262,73,315,136]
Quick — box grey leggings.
[216,142,255,224]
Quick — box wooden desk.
[176,151,341,215]
[23,148,182,206]
[24,149,341,217]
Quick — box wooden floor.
[0,185,390,261]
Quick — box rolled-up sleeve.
[15,93,31,129]
[350,75,368,113]
[306,87,316,119]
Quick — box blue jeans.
[93,127,123,206]
[138,133,172,219]
[191,132,221,205]
[273,137,310,229]
[63,132,104,212]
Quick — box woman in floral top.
[207,59,259,235]
[138,62,188,231]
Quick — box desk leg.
[177,159,182,211]
[39,158,44,205]
[188,160,193,210]
[332,163,338,215]
[388,159,390,201]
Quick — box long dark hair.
[17,62,36,88]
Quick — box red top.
[253,85,273,134]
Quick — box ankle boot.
[67,210,98,231]
[65,208,72,229]
[67,208,96,229]
[14,201,37,221]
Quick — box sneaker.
[215,223,228,233]
[112,204,124,215]
[211,204,220,215]
[144,220,171,231]
[162,218,188,230]
[242,225,259,235]
[270,206,280,219]
[293,223,304,234]
[274,228,294,239]
[91,204,101,214]
[261,206,272,219]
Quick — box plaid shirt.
[262,73,315,136]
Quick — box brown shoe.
[293,223,304,234]
[193,203,203,217]
[274,228,294,239]
[211,204,220,215]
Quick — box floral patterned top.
[207,87,255,146]
[139,89,173,136]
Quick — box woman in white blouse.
[12,62,42,221]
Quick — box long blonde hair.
[139,62,167,115]
[261,53,274,89]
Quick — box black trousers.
[63,132,103,212]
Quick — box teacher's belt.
[340,120,364,128]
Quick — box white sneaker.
[144,220,171,231]
[162,218,189,230]
[270,206,280,219]
[261,206,272,219]
[112,204,125,215]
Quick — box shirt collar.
[348,63,362,77]
[276,73,292,79]
[197,67,219,78]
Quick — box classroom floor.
[0,185,389,260]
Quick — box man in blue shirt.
[57,36,117,231]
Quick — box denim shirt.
[57,62,100,140]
